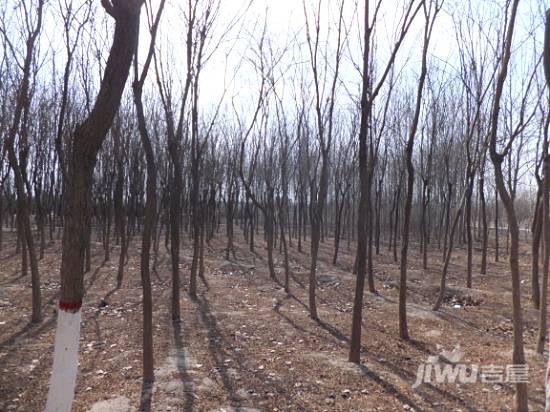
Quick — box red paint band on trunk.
[59,300,82,312]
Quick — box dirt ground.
[0,228,548,411]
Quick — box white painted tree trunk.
[45,308,82,412]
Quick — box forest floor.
[0,229,548,411]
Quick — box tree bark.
[532,187,542,309]
[479,172,489,275]
[46,3,142,410]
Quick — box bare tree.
[46,1,143,410]
[487,0,527,408]
[154,0,194,320]
[302,0,346,320]
[0,0,45,324]
[349,0,423,363]
[398,0,441,340]
[132,0,165,394]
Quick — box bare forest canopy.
[2,0,550,411]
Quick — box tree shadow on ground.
[271,287,485,411]
[199,271,210,291]
[356,362,423,410]
[173,320,195,412]
[194,294,292,408]
[195,296,239,406]
[139,380,154,412]
[0,257,109,361]
[405,338,544,409]
[0,315,56,349]
[271,292,426,409]
[85,260,107,292]
[363,340,480,411]
[0,270,27,286]
[284,289,349,343]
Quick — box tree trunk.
[169,165,182,318]
[349,1,371,360]
[46,4,141,410]
[465,174,474,288]
[399,153,414,340]
[133,83,155,385]
[532,189,542,309]
[480,173,489,275]
[537,164,549,355]
[398,7,434,339]
[309,152,329,320]
[115,147,127,288]
[2,0,43,325]
[189,159,201,300]
[393,181,401,263]
[278,195,291,293]
[132,1,165,377]
[434,192,466,311]
[495,185,499,262]
[366,166,376,293]
[543,10,550,411]
[487,1,527,407]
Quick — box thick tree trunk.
[46,4,141,410]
